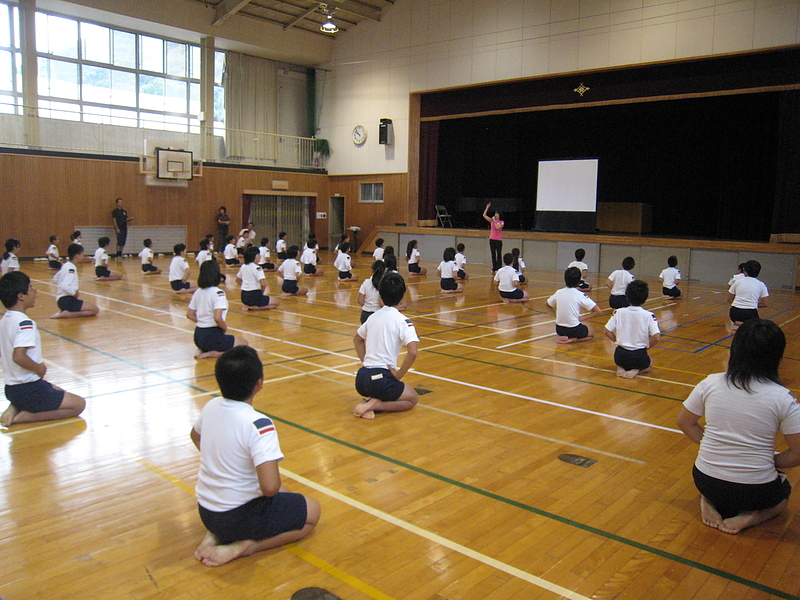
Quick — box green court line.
[423,348,687,403]
[25,314,800,599]
[265,411,800,600]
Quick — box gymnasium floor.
[2,251,800,600]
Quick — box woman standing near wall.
[216,206,231,251]
[483,202,504,272]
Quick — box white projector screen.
[536,159,598,212]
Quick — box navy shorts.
[277,252,287,261]
[198,492,308,545]
[241,289,271,307]
[356,367,405,402]
[499,289,523,300]
[662,286,681,297]
[556,323,589,339]
[303,263,317,274]
[338,271,353,280]
[614,346,651,371]
[142,264,158,272]
[225,258,240,266]
[194,326,235,353]
[693,465,791,520]
[360,310,374,324]
[171,280,190,291]
[441,277,457,291]
[408,262,422,273]
[116,230,127,246]
[730,306,759,323]
[48,260,61,269]
[259,262,275,270]
[57,296,84,312]
[5,379,65,413]
[456,269,466,280]
[518,274,526,284]
[578,281,590,289]
[609,294,630,309]
[95,266,111,278]
[282,280,299,294]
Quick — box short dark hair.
[174,243,186,255]
[0,271,31,309]
[243,246,259,264]
[50,235,58,243]
[225,235,235,243]
[307,238,318,249]
[625,279,649,306]
[215,346,263,401]
[278,231,286,239]
[456,243,465,252]
[71,230,81,241]
[98,236,110,247]
[503,253,514,266]
[727,318,784,392]
[738,262,747,272]
[67,243,84,260]
[375,238,384,247]
[384,245,395,256]
[443,247,456,262]
[260,237,269,247]
[4,238,20,257]
[339,241,350,253]
[218,205,227,213]
[667,255,678,267]
[564,267,582,288]
[198,260,223,288]
[286,245,299,259]
[379,272,406,307]
[383,254,397,271]
[744,260,761,278]
[143,238,152,247]
[199,238,209,250]
[575,248,585,261]
[622,256,635,270]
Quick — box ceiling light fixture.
[318,4,339,33]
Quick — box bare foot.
[700,496,723,530]
[198,539,253,567]
[242,306,250,311]
[619,369,639,379]
[354,398,379,419]
[557,336,571,344]
[195,351,224,359]
[1,403,19,427]
[194,531,219,561]
[719,514,754,534]
[50,310,69,319]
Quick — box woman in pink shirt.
[482,202,504,272]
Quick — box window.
[0,2,21,114]
[360,182,384,203]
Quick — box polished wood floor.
[3,251,800,600]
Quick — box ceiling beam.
[213,0,253,26]
[283,2,321,30]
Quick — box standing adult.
[112,197,133,258]
[482,202,504,272]
[216,206,231,251]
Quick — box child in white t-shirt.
[300,240,324,276]
[46,236,61,270]
[334,242,356,281]
[546,267,601,343]
[373,238,385,262]
[139,238,161,275]
[455,243,468,281]
[606,256,635,309]
[567,248,591,291]
[659,255,682,299]
[258,237,276,272]
[605,280,661,378]
[94,237,123,281]
[236,247,279,311]
[494,253,529,303]
[437,247,463,295]
[169,243,199,294]
[276,246,308,296]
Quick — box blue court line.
[689,305,800,354]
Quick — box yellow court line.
[1,417,84,436]
[137,458,400,600]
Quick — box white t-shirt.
[358,278,381,313]
[0,310,42,385]
[568,260,588,275]
[605,305,660,350]
[188,286,228,327]
[259,246,271,263]
[278,258,300,281]
[408,248,421,265]
[196,249,212,265]
[139,247,154,265]
[236,235,247,249]
[728,272,745,286]
[729,276,769,310]
[684,373,800,484]
[373,247,385,261]
[547,287,597,328]
[356,305,419,369]
[1,252,19,275]
[607,269,635,296]
[438,260,457,279]
[46,244,59,260]
[193,397,284,511]
[334,252,352,272]
[276,239,287,253]
[455,252,467,269]
[53,261,79,299]
[300,248,317,265]
[93,247,108,268]
[494,265,519,292]
[224,243,238,260]
[659,266,681,289]
[237,262,265,291]
[169,256,189,282]
[514,257,526,275]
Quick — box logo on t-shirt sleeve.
[405,318,414,327]
[253,417,275,435]
[217,290,225,297]
[19,320,33,331]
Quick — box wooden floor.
[3,251,800,600]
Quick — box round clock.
[352,125,367,145]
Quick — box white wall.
[318,0,800,176]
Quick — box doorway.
[329,196,344,250]
[248,194,313,249]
